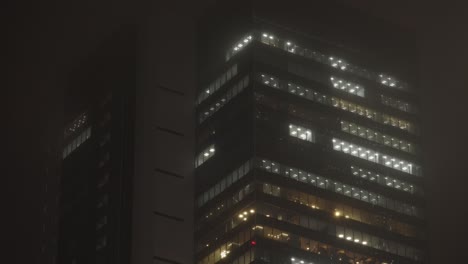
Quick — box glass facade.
[350,165,423,195]
[332,138,421,176]
[288,124,315,142]
[63,127,92,159]
[258,159,422,217]
[195,144,216,168]
[341,120,416,154]
[198,64,238,105]
[199,76,250,123]
[259,73,417,134]
[330,76,365,97]
[197,17,423,264]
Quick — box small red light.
[250,240,256,246]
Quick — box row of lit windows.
[198,178,420,253]
[256,224,422,262]
[289,124,315,142]
[197,160,252,207]
[226,34,253,61]
[197,184,421,263]
[62,127,91,159]
[256,202,422,260]
[199,215,413,264]
[64,112,88,138]
[341,120,416,154]
[197,227,253,264]
[351,166,423,195]
[199,75,250,123]
[195,145,215,168]
[332,138,421,176]
[381,94,416,113]
[262,183,420,238]
[258,159,422,217]
[259,73,416,134]
[257,31,410,91]
[198,64,238,105]
[336,225,421,260]
[197,184,254,229]
[197,205,256,253]
[288,62,416,116]
[330,76,365,97]
[257,227,392,264]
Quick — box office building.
[195,1,425,263]
[57,10,196,263]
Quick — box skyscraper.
[57,13,196,264]
[58,27,136,264]
[195,1,424,263]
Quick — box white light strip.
[332,138,420,176]
[330,76,365,97]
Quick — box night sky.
[8,0,468,263]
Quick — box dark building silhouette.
[58,27,136,264]
[195,1,425,263]
[57,7,197,263]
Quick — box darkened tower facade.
[195,1,425,264]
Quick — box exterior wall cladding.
[195,2,424,264]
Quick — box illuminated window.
[226,34,253,61]
[381,94,415,113]
[64,112,88,138]
[258,158,422,217]
[261,182,421,238]
[350,166,421,195]
[63,126,92,159]
[289,124,315,142]
[195,145,215,168]
[259,74,280,88]
[242,31,412,91]
[332,138,421,176]
[197,160,251,207]
[199,76,249,123]
[340,120,415,154]
[260,32,279,47]
[329,56,349,70]
[259,73,417,134]
[378,73,408,90]
[197,64,238,105]
[330,76,365,97]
